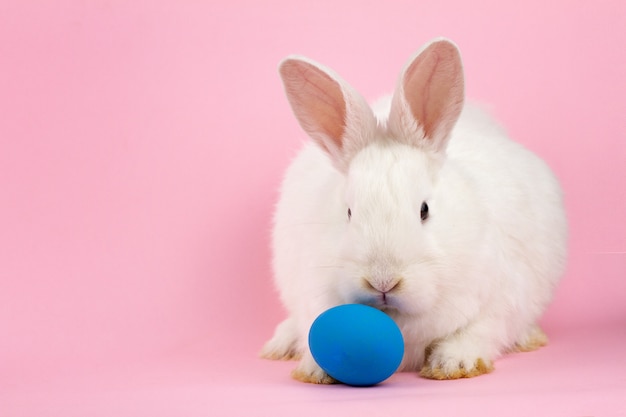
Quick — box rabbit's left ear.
[388,39,464,152]
[279,56,377,172]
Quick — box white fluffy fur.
[262,39,567,382]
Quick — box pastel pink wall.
[1,0,624,385]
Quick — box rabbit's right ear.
[279,57,376,172]
[388,39,464,153]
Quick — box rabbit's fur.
[261,39,567,383]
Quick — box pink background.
[1,1,625,416]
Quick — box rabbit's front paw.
[260,340,301,361]
[420,338,494,380]
[512,324,548,353]
[291,354,337,384]
[260,318,302,361]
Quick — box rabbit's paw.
[260,319,302,361]
[260,340,301,361]
[420,338,494,380]
[291,355,337,384]
[512,324,548,353]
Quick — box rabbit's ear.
[389,39,464,152]
[280,57,376,172]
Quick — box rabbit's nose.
[363,276,402,294]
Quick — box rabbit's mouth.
[360,293,401,312]
[359,276,403,308]
[379,292,395,308]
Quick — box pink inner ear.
[280,60,346,152]
[403,42,464,141]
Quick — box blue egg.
[308,304,404,386]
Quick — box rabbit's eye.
[347,208,352,220]
[420,202,429,222]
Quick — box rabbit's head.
[280,39,486,316]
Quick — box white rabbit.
[261,38,567,383]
